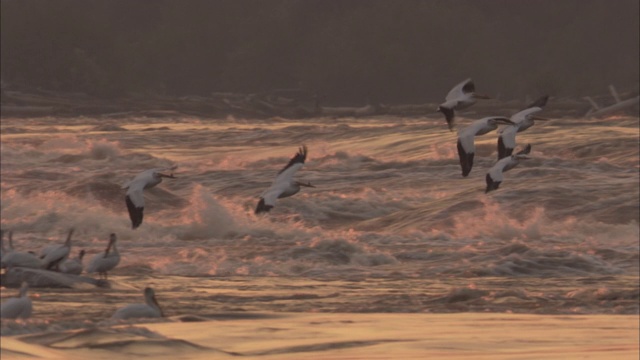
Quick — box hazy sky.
[1,0,638,102]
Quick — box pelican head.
[65,228,75,246]
[104,233,117,255]
[295,181,315,188]
[145,287,163,317]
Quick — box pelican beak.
[474,93,492,99]
[158,173,176,179]
[497,119,515,125]
[298,181,315,188]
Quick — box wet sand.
[2,313,638,359]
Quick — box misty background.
[1,0,638,104]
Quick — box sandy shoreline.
[1,313,638,359]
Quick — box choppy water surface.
[1,114,638,335]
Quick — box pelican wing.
[456,135,475,177]
[524,95,549,110]
[457,133,476,155]
[271,147,307,194]
[488,158,510,183]
[486,157,511,192]
[445,78,474,101]
[497,125,518,160]
[516,144,532,156]
[255,186,285,213]
[511,107,543,125]
[276,145,307,177]
[122,166,176,190]
[125,181,146,229]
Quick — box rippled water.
[1,113,638,337]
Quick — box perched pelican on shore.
[86,233,120,279]
[41,228,74,271]
[486,145,532,193]
[498,95,549,160]
[1,282,32,319]
[457,116,514,177]
[123,166,177,229]
[437,78,491,131]
[112,287,163,320]
[1,231,43,269]
[255,145,315,214]
[60,249,85,275]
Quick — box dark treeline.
[1,0,638,104]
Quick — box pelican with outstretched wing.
[255,146,315,214]
[437,78,491,131]
[123,166,177,229]
[486,145,532,193]
[457,116,514,177]
[498,95,549,160]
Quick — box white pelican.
[457,116,514,177]
[1,231,43,269]
[41,228,74,271]
[112,287,163,320]
[123,166,177,229]
[86,233,120,279]
[255,145,315,214]
[60,249,85,275]
[1,282,32,319]
[486,144,532,193]
[498,95,549,160]
[437,78,491,131]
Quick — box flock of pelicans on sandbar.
[0,78,549,321]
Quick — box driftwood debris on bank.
[1,85,637,119]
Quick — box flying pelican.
[0,282,32,319]
[437,78,491,131]
[255,145,315,214]
[86,233,120,279]
[1,231,43,269]
[497,95,549,160]
[123,166,177,229]
[457,116,515,177]
[486,144,532,193]
[60,249,85,275]
[41,228,74,271]
[112,287,164,320]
